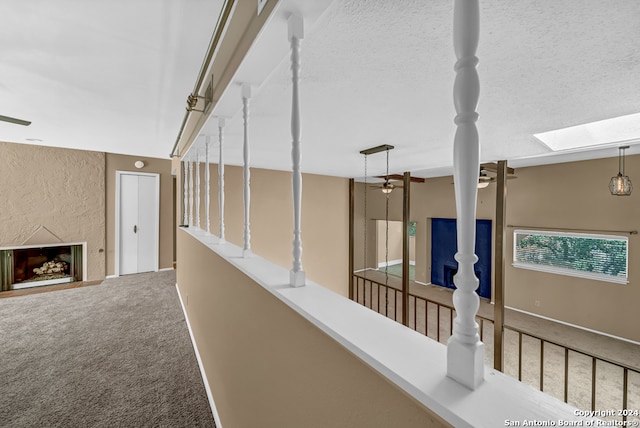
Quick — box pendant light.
[609,146,632,196]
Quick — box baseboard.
[377,259,403,268]
[353,268,377,273]
[414,280,431,286]
[505,305,640,346]
[108,269,172,278]
[175,283,223,428]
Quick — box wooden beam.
[349,179,355,300]
[494,160,508,372]
[402,172,411,326]
[377,174,425,183]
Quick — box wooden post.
[494,160,507,371]
[402,172,411,326]
[447,0,485,390]
[289,13,305,287]
[349,178,355,300]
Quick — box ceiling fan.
[478,163,517,188]
[370,174,426,193]
[452,163,517,188]
[0,115,31,126]
[370,177,402,193]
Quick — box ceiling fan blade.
[368,185,403,190]
[0,115,31,126]
[377,174,425,183]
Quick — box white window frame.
[513,229,629,284]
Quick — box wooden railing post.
[188,156,194,227]
[242,84,252,257]
[205,138,211,234]
[447,0,485,390]
[289,13,305,287]
[195,149,201,229]
[182,159,188,225]
[494,160,507,371]
[349,178,355,300]
[218,117,226,243]
[402,172,410,326]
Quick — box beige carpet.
[0,270,215,428]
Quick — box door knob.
[134,225,138,233]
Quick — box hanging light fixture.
[359,144,397,193]
[381,147,394,194]
[477,170,491,189]
[609,146,633,196]
[381,181,395,193]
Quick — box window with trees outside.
[513,230,628,284]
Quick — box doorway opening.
[375,220,416,281]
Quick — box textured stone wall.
[0,141,106,280]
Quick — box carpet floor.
[0,270,215,428]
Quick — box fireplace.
[0,243,85,291]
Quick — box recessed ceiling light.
[534,112,640,152]
[26,138,43,142]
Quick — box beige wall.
[0,142,175,282]
[376,220,403,265]
[177,230,450,428]
[360,156,640,342]
[188,163,350,296]
[0,141,106,281]
[506,156,640,342]
[105,153,174,276]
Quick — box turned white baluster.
[183,159,188,225]
[242,84,252,257]
[188,156,194,227]
[205,136,211,234]
[218,117,226,244]
[289,13,305,287]
[195,149,201,229]
[447,0,484,390]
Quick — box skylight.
[534,112,640,151]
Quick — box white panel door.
[118,173,159,275]
[136,175,157,273]
[120,174,140,275]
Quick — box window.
[513,230,628,284]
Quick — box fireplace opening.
[0,243,85,291]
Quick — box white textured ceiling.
[193,0,640,178]
[2,1,639,176]
[0,0,223,159]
